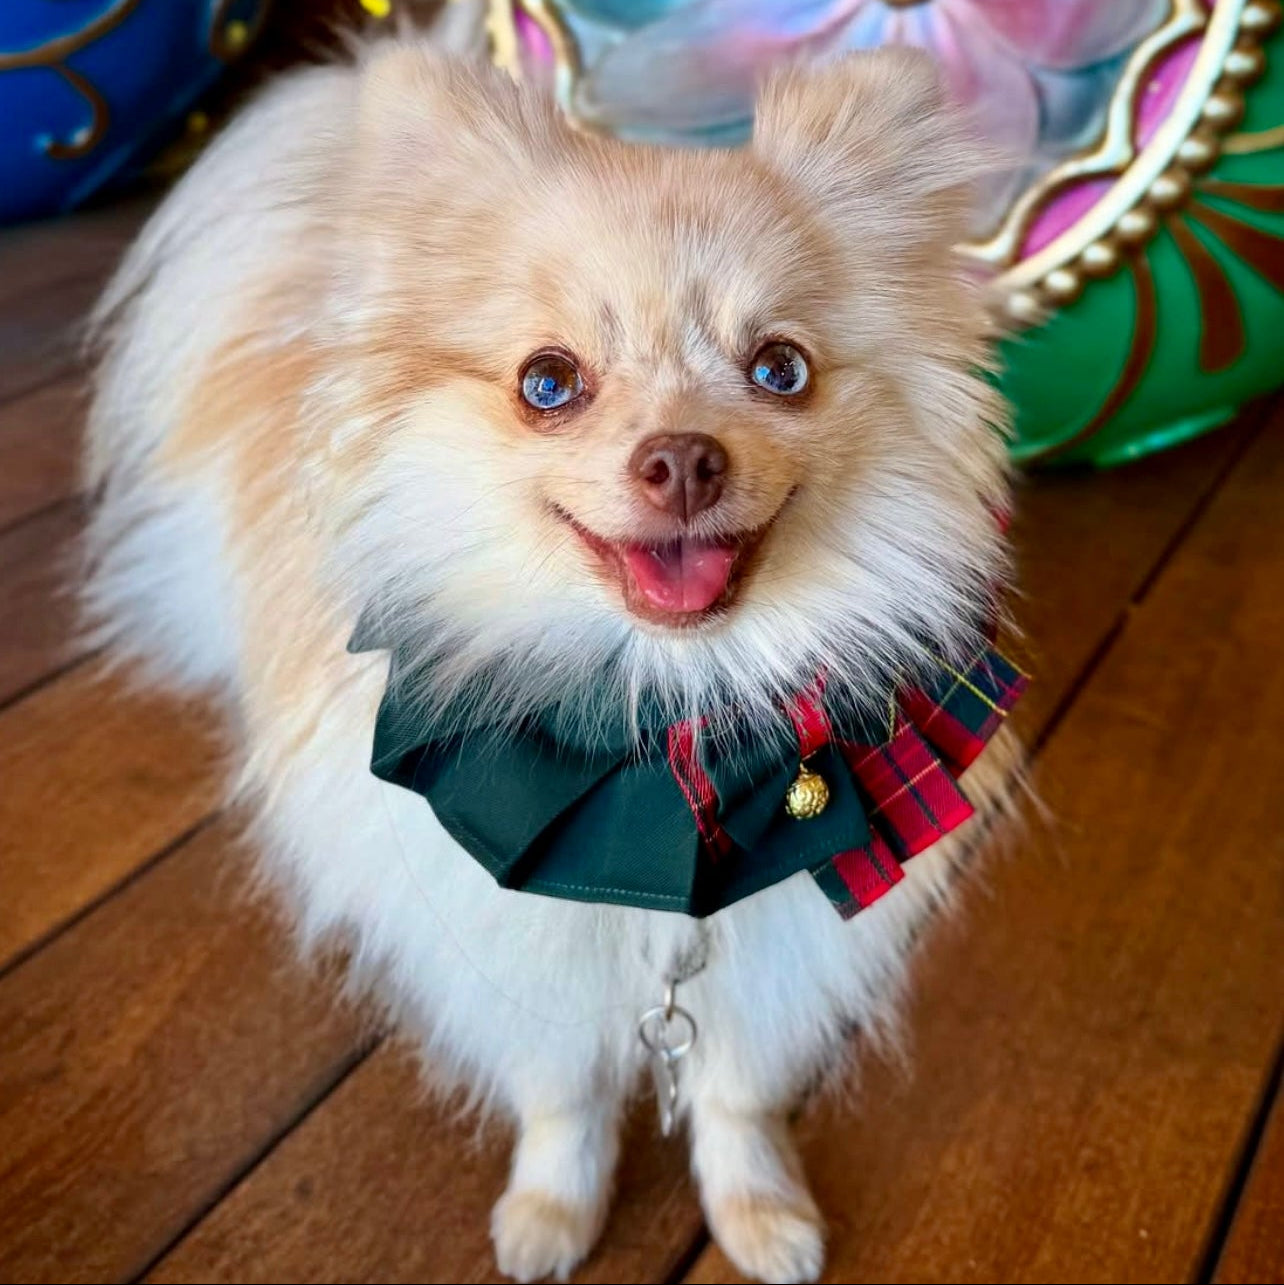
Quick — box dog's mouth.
[555,500,790,627]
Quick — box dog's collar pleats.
[353,629,1028,919]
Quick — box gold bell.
[785,763,830,820]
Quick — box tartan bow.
[354,634,1027,920]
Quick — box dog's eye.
[521,353,584,412]
[749,342,809,397]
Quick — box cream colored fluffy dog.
[84,27,1021,1285]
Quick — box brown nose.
[628,433,729,521]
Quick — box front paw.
[707,1191,826,1285]
[491,1188,604,1283]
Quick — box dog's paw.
[491,1188,603,1283]
[707,1192,826,1285]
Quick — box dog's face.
[327,47,1009,723]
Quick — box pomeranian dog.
[83,17,1023,1285]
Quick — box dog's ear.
[340,45,573,285]
[752,49,990,251]
[351,45,565,206]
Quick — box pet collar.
[353,633,1027,920]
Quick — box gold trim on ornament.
[998,0,1269,307]
[1017,0,1282,322]
[489,0,582,109]
[487,0,521,77]
[484,0,1206,252]
[1177,128,1223,172]
[966,0,1205,274]
[208,0,269,63]
[1029,175,1284,460]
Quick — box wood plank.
[144,419,1262,1285]
[0,379,85,531]
[0,665,222,969]
[0,371,92,704]
[0,197,150,405]
[1004,415,1254,735]
[0,820,366,1285]
[682,411,1284,1281]
[0,502,84,707]
[0,197,151,314]
[0,276,94,403]
[1214,1071,1284,1284]
[149,1048,515,1285]
[149,1046,699,1285]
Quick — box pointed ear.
[350,43,565,202]
[752,49,990,249]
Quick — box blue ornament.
[0,0,269,224]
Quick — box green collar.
[353,628,1027,919]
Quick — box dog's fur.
[84,28,1021,1284]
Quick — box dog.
[83,25,1023,1284]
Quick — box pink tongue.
[623,539,738,613]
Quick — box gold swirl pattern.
[0,0,143,159]
[1223,120,1284,152]
[0,0,268,168]
[43,64,112,160]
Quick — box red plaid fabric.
[831,832,905,913]
[667,720,733,859]
[661,645,1026,919]
[818,645,1027,917]
[843,719,977,856]
[900,647,1027,774]
[785,678,831,757]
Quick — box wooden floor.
[1,198,1282,1285]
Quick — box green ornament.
[998,3,1284,466]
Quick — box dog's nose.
[628,432,728,521]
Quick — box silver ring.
[638,1003,697,1059]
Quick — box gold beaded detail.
[1149,167,1193,211]
[1017,0,1278,320]
[1241,1,1282,36]
[1079,238,1122,278]
[1176,130,1222,173]
[1042,267,1083,305]
[1202,87,1246,129]
[1116,205,1159,245]
[1224,46,1267,84]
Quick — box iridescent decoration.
[503,0,1169,235]
[492,0,1284,466]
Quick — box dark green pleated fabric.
[352,617,1025,918]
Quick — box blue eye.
[750,342,809,396]
[521,353,584,411]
